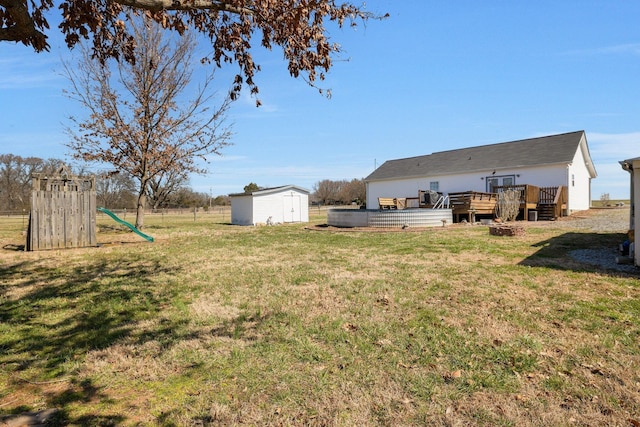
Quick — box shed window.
[429,181,439,192]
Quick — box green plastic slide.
[97,207,154,242]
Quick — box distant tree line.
[0,154,67,211]
[244,179,366,206]
[0,154,230,213]
[1,153,363,213]
[312,179,366,206]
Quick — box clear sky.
[1,1,639,200]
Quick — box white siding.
[567,143,592,211]
[253,192,280,224]
[231,195,254,225]
[299,195,309,223]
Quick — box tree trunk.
[135,188,146,230]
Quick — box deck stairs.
[536,204,557,221]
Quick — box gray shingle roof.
[229,184,310,197]
[365,131,587,182]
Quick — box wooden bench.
[378,197,397,210]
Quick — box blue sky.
[1,1,639,199]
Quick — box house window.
[429,181,439,192]
[572,174,575,187]
[486,175,515,192]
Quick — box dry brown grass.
[0,208,638,426]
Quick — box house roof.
[229,185,310,197]
[366,131,596,182]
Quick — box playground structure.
[97,207,154,242]
[27,167,97,251]
[26,167,153,251]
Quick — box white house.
[230,185,310,226]
[620,157,638,266]
[365,131,597,213]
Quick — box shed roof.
[366,131,595,182]
[620,157,640,172]
[229,185,310,197]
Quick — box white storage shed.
[230,185,310,226]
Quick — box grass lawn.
[0,208,638,426]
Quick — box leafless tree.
[64,15,232,229]
[313,179,341,205]
[96,170,136,209]
[0,154,34,211]
[0,155,68,211]
[338,178,365,205]
[312,178,365,205]
[147,169,189,210]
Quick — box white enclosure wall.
[231,195,254,225]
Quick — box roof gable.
[366,131,591,182]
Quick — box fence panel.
[28,173,96,251]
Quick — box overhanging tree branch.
[2,0,386,103]
[112,0,251,13]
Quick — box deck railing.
[492,184,539,205]
[538,186,567,218]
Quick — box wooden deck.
[448,191,498,222]
[378,185,567,222]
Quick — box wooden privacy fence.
[27,170,97,251]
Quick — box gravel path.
[526,207,629,232]
[536,207,636,273]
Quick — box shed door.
[283,193,301,222]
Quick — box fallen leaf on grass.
[376,295,391,306]
[342,322,358,332]
[443,370,462,382]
